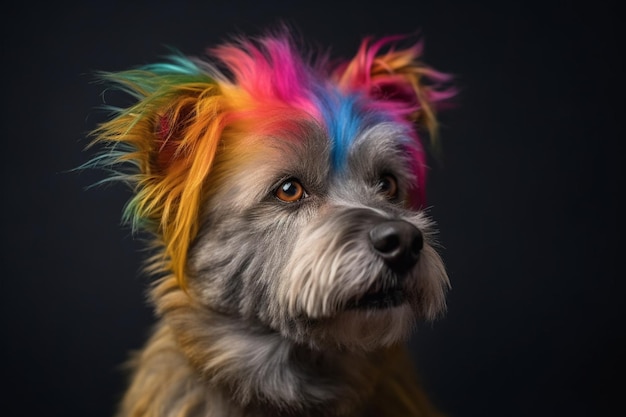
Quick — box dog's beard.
[274,206,449,350]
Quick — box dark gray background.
[3,1,622,416]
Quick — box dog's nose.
[369,221,423,270]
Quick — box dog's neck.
[116,276,438,417]
[127,276,382,417]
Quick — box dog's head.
[90,31,454,352]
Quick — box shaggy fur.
[88,29,453,417]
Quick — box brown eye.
[377,174,399,200]
[275,179,306,203]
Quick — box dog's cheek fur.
[188,160,327,324]
[187,214,258,314]
[188,204,311,319]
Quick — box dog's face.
[91,33,452,353]
[187,118,449,350]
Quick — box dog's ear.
[334,36,454,140]
[333,37,455,208]
[89,57,226,285]
[154,102,196,173]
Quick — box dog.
[88,28,454,417]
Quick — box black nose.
[369,221,423,270]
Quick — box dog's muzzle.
[346,220,423,310]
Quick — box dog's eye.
[377,174,399,200]
[274,178,307,203]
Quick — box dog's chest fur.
[118,291,442,417]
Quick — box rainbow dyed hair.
[89,31,454,286]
